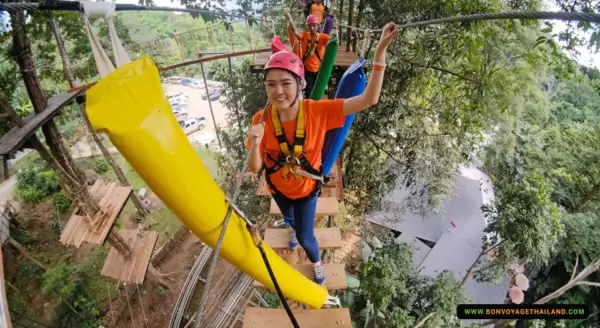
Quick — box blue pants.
[272,193,321,263]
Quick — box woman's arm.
[247,143,262,173]
[246,121,265,173]
[343,23,398,116]
[284,10,303,40]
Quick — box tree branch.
[576,281,600,288]
[482,258,600,327]
[412,311,436,328]
[391,51,483,85]
[570,255,579,282]
[357,129,404,166]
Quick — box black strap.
[302,34,322,63]
[262,153,325,201]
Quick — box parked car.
[180,117,207,134]
[182,78,202,89]
[172,104,187,112]
[170,98,188,107]
[167,92,186,99]
[201,87,222,101]
[164,76,183,84]
[173,110,187,119]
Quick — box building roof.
[366,165,509,304]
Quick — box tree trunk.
[346,0,354,52]
[50,19,77,88]
[8,237,47,270]
[50,19,149,219]
[10,11,86,185]
[106,232,132,260]
[352,0,366,52]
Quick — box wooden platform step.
[269,197,340,217]
[254,263,347,291]
[243,307,352,328]
[264,228,342,250]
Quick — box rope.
[256,237,301,328]
[192,105,269,328]
[0,1,275,23]
[106,280,116,328]
[137,284,150,328]
[124,284,137,328]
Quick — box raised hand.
[376,22,399,50]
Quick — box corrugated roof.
[366,166,509,304]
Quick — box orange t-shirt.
[300,31,330,73]
[246,99,345,200]
[310,3,325,23]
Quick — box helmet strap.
[290,77,303,108]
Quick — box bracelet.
[372,61,387,67]
[373,65,385,72]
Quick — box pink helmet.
[306,14,319,25]
[264,51,305,78]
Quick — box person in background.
[311,0,326,25]
[284,9,330,98]
[246,23,398,285]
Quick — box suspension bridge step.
[243,307,352,328]
[253,263,347,290]
[264,228,342,250]
[269,197,340,217]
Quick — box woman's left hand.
[377,23,399,50]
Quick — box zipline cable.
[338,10,600,32]
[2,1,600,31]
[0,1,275,23]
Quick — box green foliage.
[14,164,60,204]
[153,284,167,295]
[52,191,72,215]
[261,291,282,308]
[483,32,600,326]
[478,172,563,282]
[350,242,467,328]
[92,158,109,174]
[17,261,44,279]
[41,264,81,298]
[41,264,101,328]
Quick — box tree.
[481,28,600,326]
[10,10,86,185]
[348,242,468,328]
[49,14,149,218]
[465,173,562,284]
[1,9,172,291]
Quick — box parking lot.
[163,77,229,145]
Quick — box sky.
[543,1,600,68]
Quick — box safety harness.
[261,101,331,201]
[302,33,322,63]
